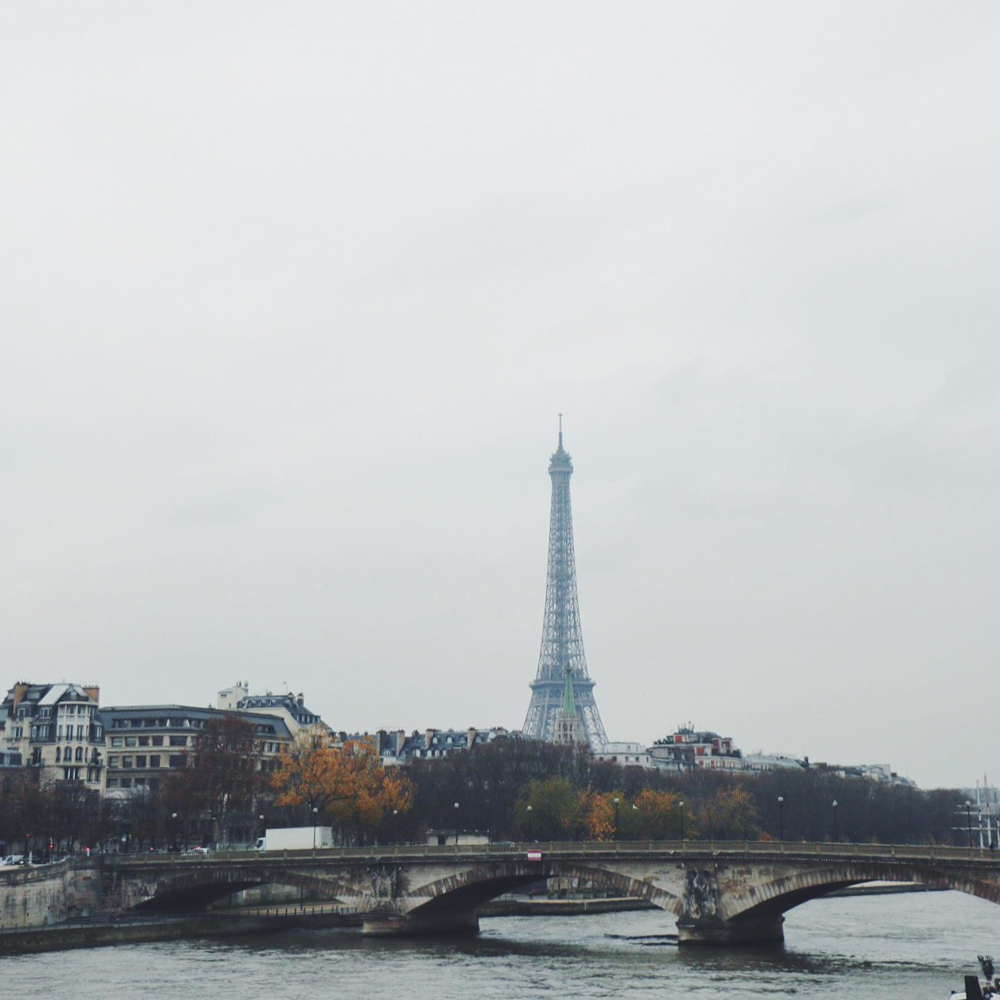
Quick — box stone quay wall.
[0,860,102,930]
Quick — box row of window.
[54,746,98,763]
[109,717,206,730]
[60,766,89,781]
[60,766,101,781]
[105,718,278,736]
[56,725,89,740]
[109,735,187,748]
[106,776,159,791]
[107,754,185,769]
[18,703,94,719]
[28,724,103,741]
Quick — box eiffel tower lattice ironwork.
[522,422,608,748]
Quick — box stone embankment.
[0,906,359,955]
[0,859,102,931]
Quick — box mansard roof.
[100,704,292,740]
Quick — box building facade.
[100,704,292,796]
[648,727,744,773]
[376,727,511,765]
[592,741,652,768]
[0,683,105,790]
[216,682,324,735]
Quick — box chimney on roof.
[396,730,405,756]
[11,683,29,713]
[426,728,436,749]
[468,727,476,750]
[297,693,304,706]
[83,686,100,705]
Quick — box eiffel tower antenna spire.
[522,422,608,748]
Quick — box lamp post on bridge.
[454,802,460,846]
[312,806,319,853]
[612,797,620,842]
[525,803,532,842]
[777,796,785,841]
[832,800,839,842]
[678,801,685,842]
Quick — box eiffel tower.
[522,421,608,748]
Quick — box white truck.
[255,826,334,851]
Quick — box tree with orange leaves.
[271,727,414,843]
[580,790,617,842]
[582,789,676,841]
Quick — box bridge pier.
[676,914,785,947]
[362,910,480,937]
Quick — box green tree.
[698,786,760,840]
[515,777,581,840]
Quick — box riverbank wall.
[0,860,102,931]
[0,910,359,956]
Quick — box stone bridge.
[4,841,1000,944]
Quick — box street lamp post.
[613,797,620,841]
[525,803,532,841]
[966,800,974,848]
[832,800,839,842]
[454,802,460,846]
[312,806,319,852]
[778,796,785,841]
[678,801,685,841]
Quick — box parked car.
[1,855,24,866]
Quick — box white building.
[592,742,652,768]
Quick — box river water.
[7,890,1000,998]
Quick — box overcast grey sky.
[2,3,998,789]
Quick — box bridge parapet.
[103,839,1000,868]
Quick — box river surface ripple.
[7,890,1000,999]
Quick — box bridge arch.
[125,865,352,914]
[402,860,682,920]
[719,860,1000,926]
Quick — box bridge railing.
[94,839,1000,869]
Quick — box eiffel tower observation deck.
[522,422,608,749]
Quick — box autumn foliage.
[271,728,414,843]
